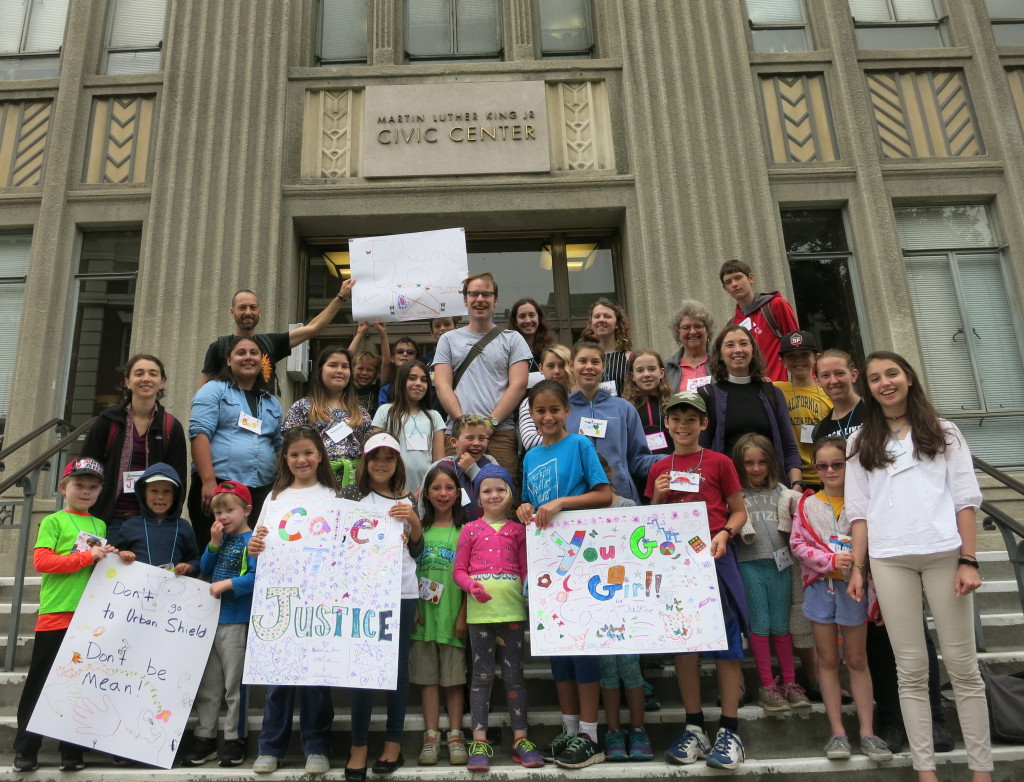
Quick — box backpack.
[106,411,175,451]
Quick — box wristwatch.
[488,416,499,429]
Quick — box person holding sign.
[846,352,992,781]
[13,458,116,773]
[645,391,749,771]
[665,301,715,393]
[188,336,283,551]
[283,345,372,488]
[113,463,199,575]
[80,354,187,540]
[248,428,340,775]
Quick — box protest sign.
[27,561,219,768]
[243,499,403,689]
[350,228,469,323]
[526,502,727,655]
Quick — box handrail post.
[5,466,43,671]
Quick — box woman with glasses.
[666,301,715,394]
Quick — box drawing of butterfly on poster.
[350,227,469,323]
[243,499,404,690]
[525,502,727,656]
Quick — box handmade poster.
[27,560,219,768]
[243,499,403,689]
[526,502,727,655]
[350,227,469,323]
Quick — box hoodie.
[114,462,200,574]
[732,291,799,383]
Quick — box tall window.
[780,209,865,369]
[746,0,812,53]
[63,230,139,425]
[102,0,166,74]
[303,230,620,350]
[319,0,368,65]
[986,0,1024,46]
[896,205,1024,466]
[538,0,593,59]
[405,0,502,62]
[848,0,947,49]
[0,234,30,424]
[0,0,69,81]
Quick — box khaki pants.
[193,623,249,740]
[870,551,992,772]
[485,428,520,485]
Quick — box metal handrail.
[0,417,95,497]
[0,418,71,463]
[974,456,1024,497]
[973,457,1024,629]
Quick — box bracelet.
[854,563,865,571]
[958,557,980,569]
[960,553,977,561]
[723,527,736,539]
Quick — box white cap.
[363,432,401,454]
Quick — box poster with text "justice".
[28,561,219,768]
[526,502,727,656]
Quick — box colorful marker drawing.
[526,502,726,655]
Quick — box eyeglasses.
[678,324,706,332]
[465,290,495,299]
[394,348,416,356]
[814,461,846,472]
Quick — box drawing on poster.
[27,561,219,768]
[526,502,727,656]
[350,228,469,323]
[243,499,404,690]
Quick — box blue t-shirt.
[522,433,608,507]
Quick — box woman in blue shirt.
[188,335,282,550]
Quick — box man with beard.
[200,280,354,390]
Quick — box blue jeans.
[258,685,334,757]
[349,598,417,746]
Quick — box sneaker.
[706,727,745,770]
[604,729,628,761]
[783,681,812,709]
[305,753,330,774]
[59,750,86,772]
[860,734,893,762]
[13,753,38,772]
[643,679,662,712]
[628,726,654,761]
[825,734,852,760]
[542,730,573,761]
[512,737,545,768]
[466,740,492,772]
[554,734,605,769]
[665,725,710,765]
[253,754,279,774]
[182,736,219,767]
[219,739,246,767]
[447,729,468,766]
[418,730,441,766]
[758,682,791,712]
[933,722,954,753]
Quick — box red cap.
[63,458,104,480]
[213,480,253,507]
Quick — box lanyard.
[144,519,179,566]
[671,449,704,475]
[644,396,662,429]
[835,400,860,438]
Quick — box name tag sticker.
[599,380,618,397]
[418,577,444,603]
[670,471,701,492]
[886,441,915,476]
[71,530,107,555]
[686,376,712,391]
[800,424,816,444]
[326,421,353,443]
[738,317,754,331]
[579,417,607,438]
[407,432,430,451]
[237,411,262,435]
[774,547,794,572]
[122,470,144,494]
[646,431,668,451]
[461,489,472,507]
[826,534,852,579]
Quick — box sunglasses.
[814,460,846,472]
[394,348,417,356]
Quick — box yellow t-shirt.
[776,381,833,484]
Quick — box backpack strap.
[452,326,504,391]
[105,418,121,452]
[759,300,783,340]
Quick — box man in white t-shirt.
[432,273,532,478]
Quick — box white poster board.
[526,502,727,655]
[27,561,219,768]
[350,228,469,323]
[243,499,404,689]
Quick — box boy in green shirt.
[13,458,116,773]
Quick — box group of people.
[12,260,994,782]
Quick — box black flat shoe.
[371,754,404,774]
[344,765,367,782]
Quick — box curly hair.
[581,297,633,352]
[507,298,553,352]
[670,301,715,347]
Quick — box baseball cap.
[364,432,401,455]
[143,472,179,486]
[664,390,707,415]
[63,457,104,480]
[213,480,252,506]
[473,463,514,493]
[779,330,819,355]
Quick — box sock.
[561,714,580,735]
[719,715,739,733]
[579,721,598,742]
[685,712,706,731]
[749,633,774,687]
[773,633,797,685]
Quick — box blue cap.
[472,463,514,493]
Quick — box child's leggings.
[469,622,527,732]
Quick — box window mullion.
[947,251,988,412]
